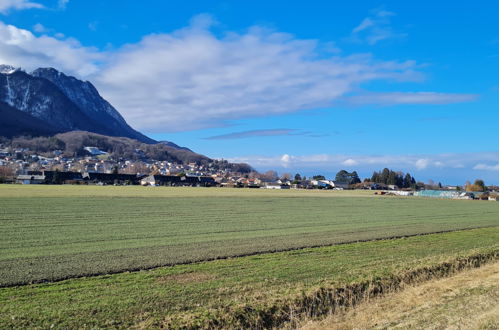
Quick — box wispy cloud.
[348,92,478,106]
[58,0,69,10]
[32,23,46,33]
[351,8,405,45]
[205,129,298,140]
[0,0,43,13]
[473,164,499,171]
[204,129,329,140]
[88,21,98,31]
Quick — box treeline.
[371,168,416,188]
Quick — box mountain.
[0,101,62,138]
[0,66,155,144]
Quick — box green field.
[1,185,499,286]
[0,228,497,328]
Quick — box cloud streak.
[473,164,499,171]
[204,129,330,140]
[348,92,478,106]
[0,0,43,13]
[204,129,298,140]
[351,8,405,45]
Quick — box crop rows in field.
[0,227,498,328]
[1,185,499,286]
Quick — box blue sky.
[1,0,498,184]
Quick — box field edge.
[164,250,499,329]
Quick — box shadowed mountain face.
[0,101,62,138]
[0,66,155,144]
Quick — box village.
[1,144,498,201]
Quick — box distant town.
[1,143,497,201]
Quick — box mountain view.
[0,65,154,143]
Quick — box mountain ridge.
[0,66,155,144]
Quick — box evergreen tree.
[335,170,349,183]
[350,171,361,184]
[380,168,390,184]
[403,173,412,188]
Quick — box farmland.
[0,185,498,327]
[1,185,499,286]
[0,227,497,328]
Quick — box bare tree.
[0,166,14,179]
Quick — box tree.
[312,175,326,180]
[403,173,413,188]
[380,168,390,184]
[0,166,14,183]
[335,170,349,183]
[294,173,302,181]
[335,170,360,184]
[261,170,278,181]
[350,171,361,184]
[474,179,486,191]
[466,179,485,192]
[371,168,416,188]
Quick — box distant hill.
[0,66,155,143]
[11,131,213,165]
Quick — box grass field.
[0,227,497,328]
[1,185,499,286]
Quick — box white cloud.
[229,152,499,174]
[342,158,358,166]
[351,8,404,45]
[95,16,424,132]
[473,164,499,171]
[348,92,478,106]
[0,16,479,132]
[0,0,43,13]
[415,158,429,170]
[280,154,291,167]
[0,21,102,76]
